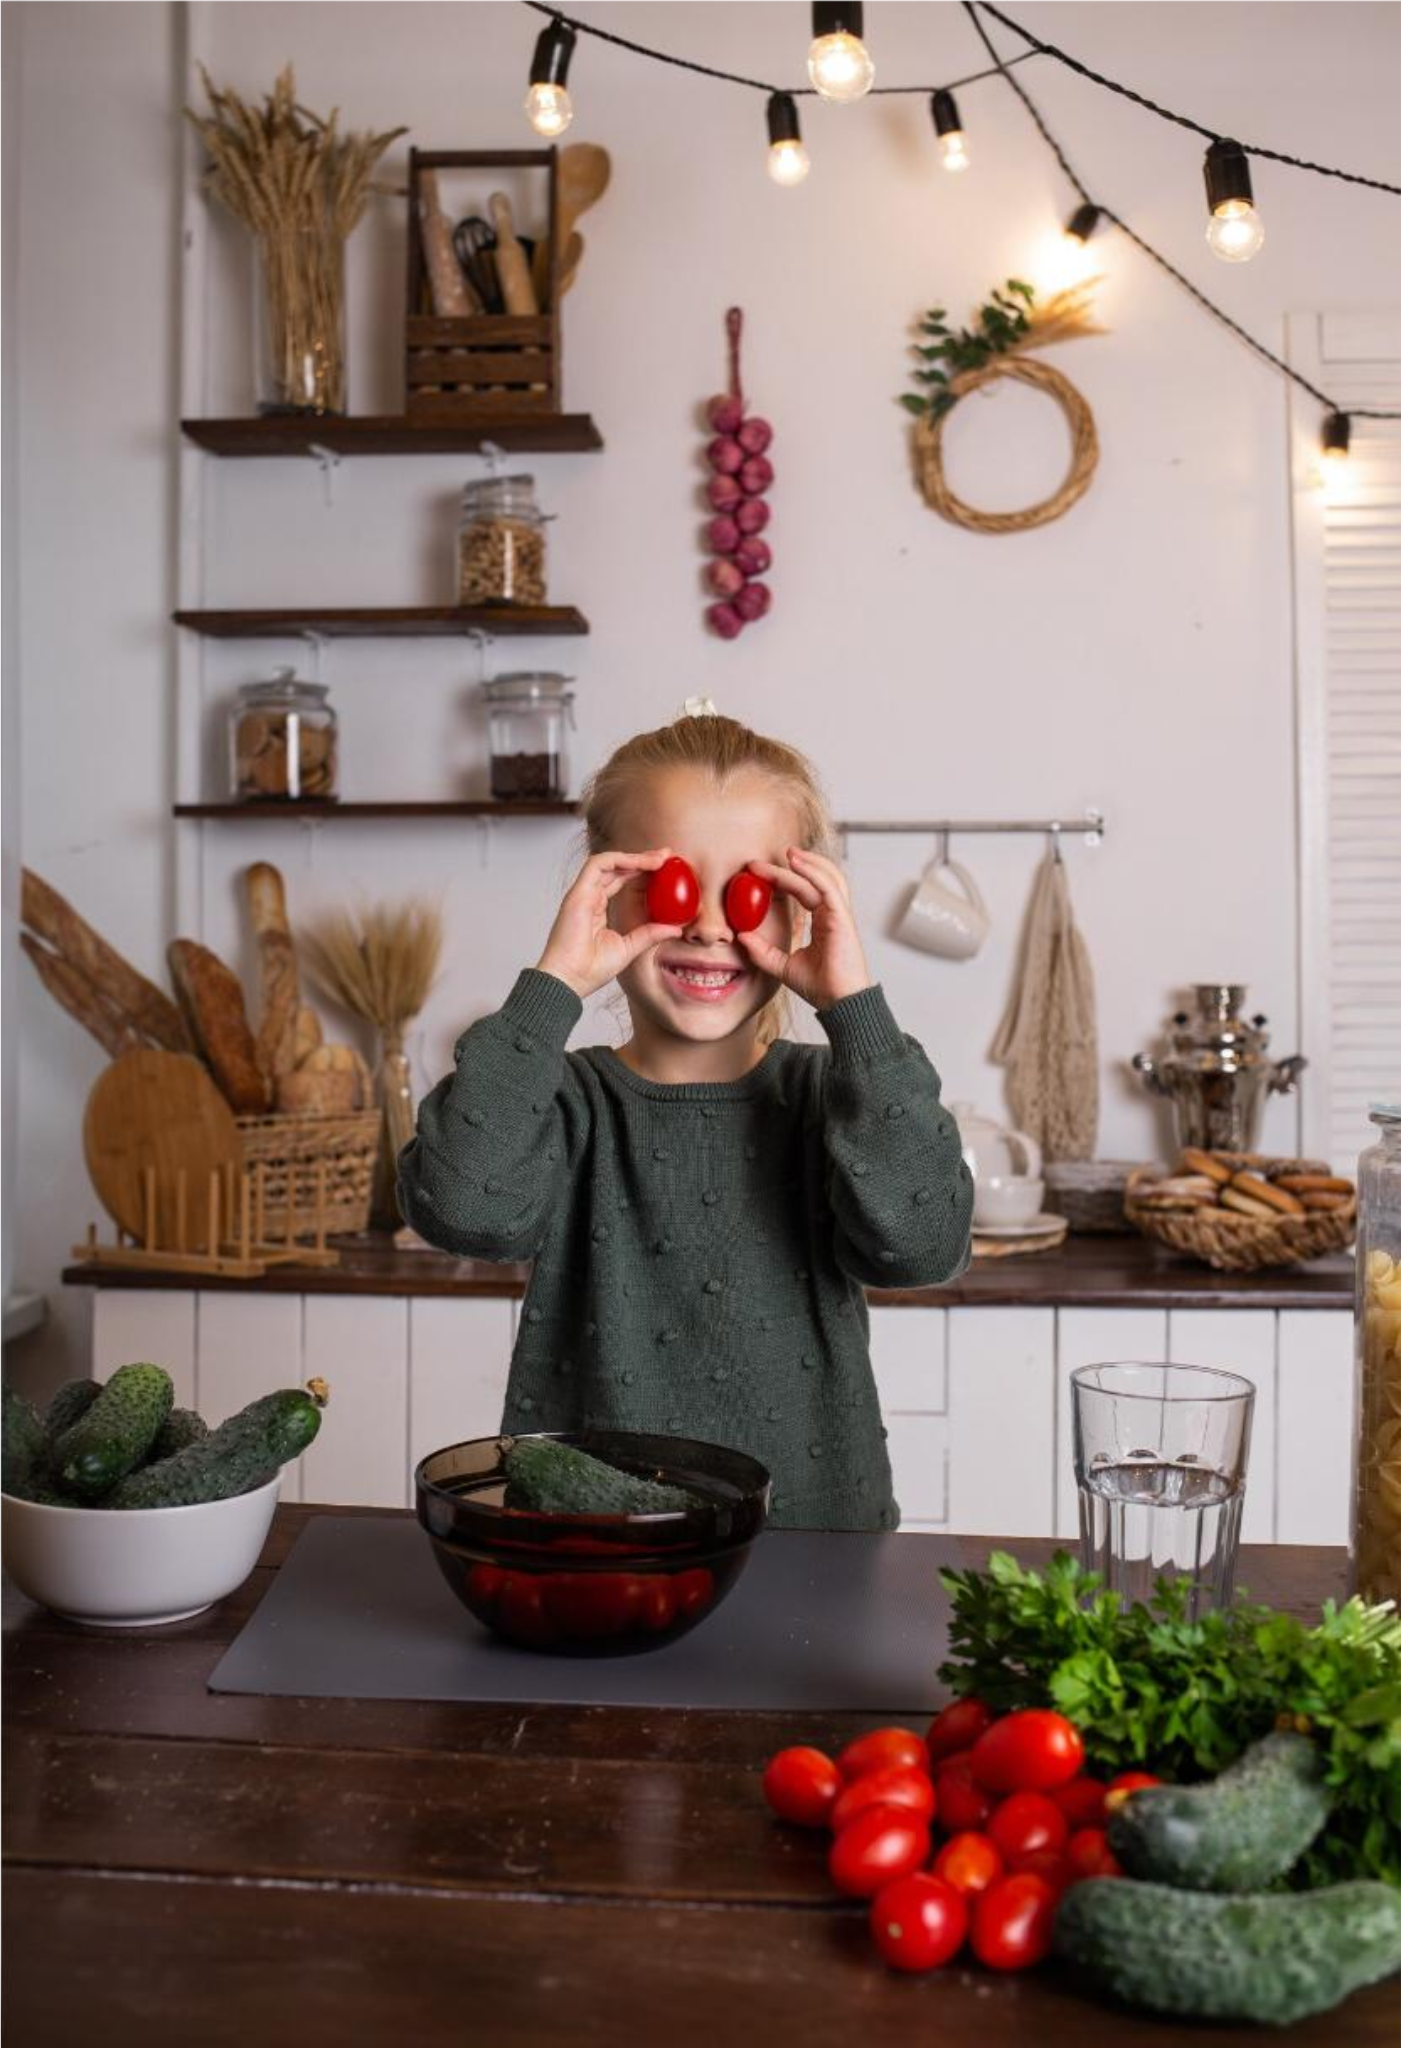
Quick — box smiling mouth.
[660,960,746,999]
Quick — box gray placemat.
[209,1518,960,1712]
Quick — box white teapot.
[948,1103,1043,1185]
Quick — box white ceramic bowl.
[1,1475,280,1627]
[975,1175,1046,1228]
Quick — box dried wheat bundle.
[301,899,443,1050]
[1014,282,1107,357]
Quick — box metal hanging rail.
[835,808,1105,848]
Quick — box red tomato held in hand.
[971,1873,1059,1972]
[987,1791,1070,1868]
[970,1710,1085,1795]
[831,1766,936,1835]
[1067,1827,1124,1881]
[836,1727,929,1782]
[869,1873,968,1973]
[1051,1776,1109,1830]
[828,1807,931,1898]
[933,1756,994,1833]
[645,856,701,927]
[933,1831,1004,1899]
[925,1697,993,1767]
[762,1747,842,1828]
[1104,1770,1162,1813]
[723,869,773,934]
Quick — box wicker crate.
[1125,1162,1356,1273]
[235,1111,379,1240]
[405,148,561,422]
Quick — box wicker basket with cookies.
[1125,1147,1357,1273]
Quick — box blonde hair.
[578,712,838,1048]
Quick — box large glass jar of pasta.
[1352,1104,1401,1604]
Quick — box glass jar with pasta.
[1351,1104,1401,1605]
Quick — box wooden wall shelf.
[180,414,603,457]
[174,801,581,821]
[173,606,588,640]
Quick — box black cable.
[961,3,1400,421]
[520,2,1041,98]
[979,2,1401,198]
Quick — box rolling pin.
[488,192,539,316]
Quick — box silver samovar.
[1131,984,1307,1154]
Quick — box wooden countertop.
[3,1510,1383,2047]
[64,1231,1354,1310]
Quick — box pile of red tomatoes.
[762,1702,1159,1975]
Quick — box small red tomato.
[464,1561,507,1608]
[933,1756,994,1833]
[1104,1770,1162,1814]
[545,1572,645,1640]
[926,1697,993,1767]
[933,1831,1004,1899]
[637,1577,677,1632]
[869,1873,968,1973]
[670,1566,715,1618]
[970,1873,1059,1972]
[761,1746,842,1828]
[1012,1849,1076,1895]
[723,869,773,934]
[1067,1827,1124,1881]
[836,1727,929,1782]
[828,1807,931,1899]
[970,1710,1085,1795]
[1051,1776,1109,1830]
[645,856,701,927]
[987,1791,1070,1868]
[497,1572,562,1648]
[831,1766,936,1835]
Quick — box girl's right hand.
[535,848,685,1000]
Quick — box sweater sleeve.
[815,983,974,1287]
[397,967,588,1262]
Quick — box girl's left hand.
[736,846,874,1012]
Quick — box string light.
[808,3,875,102]
[1321,410,1352,468]
[1204,139,1265,262]
[524,16,576,137]
[766,93,811,186]
[930,89,970,171]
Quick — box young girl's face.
[608,766,805,1049]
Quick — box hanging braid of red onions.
[702,307,773,639]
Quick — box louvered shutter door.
[1288,312,1401,1169]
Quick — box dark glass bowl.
[415,1431,771,1657]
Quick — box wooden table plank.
[6,1868,1396,2048]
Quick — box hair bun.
[678,695,719,719]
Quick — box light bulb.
[929,92,968,174]
[808,30,875,99]
[1321,411,1351,472]
[1206,197,1265,262]
[769,138,811,186]
[939,130,970,173]
[524,81,573,138]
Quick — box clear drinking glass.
[1071,1361,1255,1617]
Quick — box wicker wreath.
[914,356,1099,534]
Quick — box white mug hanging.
[895,856,991,961]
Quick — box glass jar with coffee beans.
[482,673,574,801]
[458,474,550,607]
[229,667,339,802]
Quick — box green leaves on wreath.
[902,279,1037,419]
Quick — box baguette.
[21,868,189,1052]
[20,933,146,1059]
[167,939,271,1114]
[293,1004,323,1067]
[245,863,299,1084]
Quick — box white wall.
[8,1,1398,1390]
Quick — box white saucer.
[972,1212,1068,1240]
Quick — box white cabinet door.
[947,1309,1055,1536]
[300,1296,411,1508]
[409,1297,516,1475]
[1277,1311,1354,1544]
[888,1414,950,1527]
[1166,1310,1277,1543]
[870,1306,948,1414]
[196,1292,308,1502]
[92,1291,197,1409]
[1054,1310,1169,1540]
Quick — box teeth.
[671,967,738,986]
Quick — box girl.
[399,709,973,1530]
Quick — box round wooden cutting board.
[83,1049,243,1251]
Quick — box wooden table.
[2,1510,1391,2046]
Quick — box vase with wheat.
[187,65,405,416]
[301,900,443,1231]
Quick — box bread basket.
[235,1111,379,1239]
[1124,1159,1357,1273]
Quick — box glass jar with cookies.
[1352,1105,1401,1605]
[229,668,339,804]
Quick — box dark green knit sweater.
[398,969,974,1531]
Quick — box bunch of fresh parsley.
[937,1551,1401,1889]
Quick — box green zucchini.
[150,1407,210,1461]
[42,1379,102,1443]
[502,1436,697,1515]
[3,1384,48,1497]
[53,1362,174,1500]
[1055,1876,1401,2027]
[109,1386,324,1508]
[1107,1731,1333,1891]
